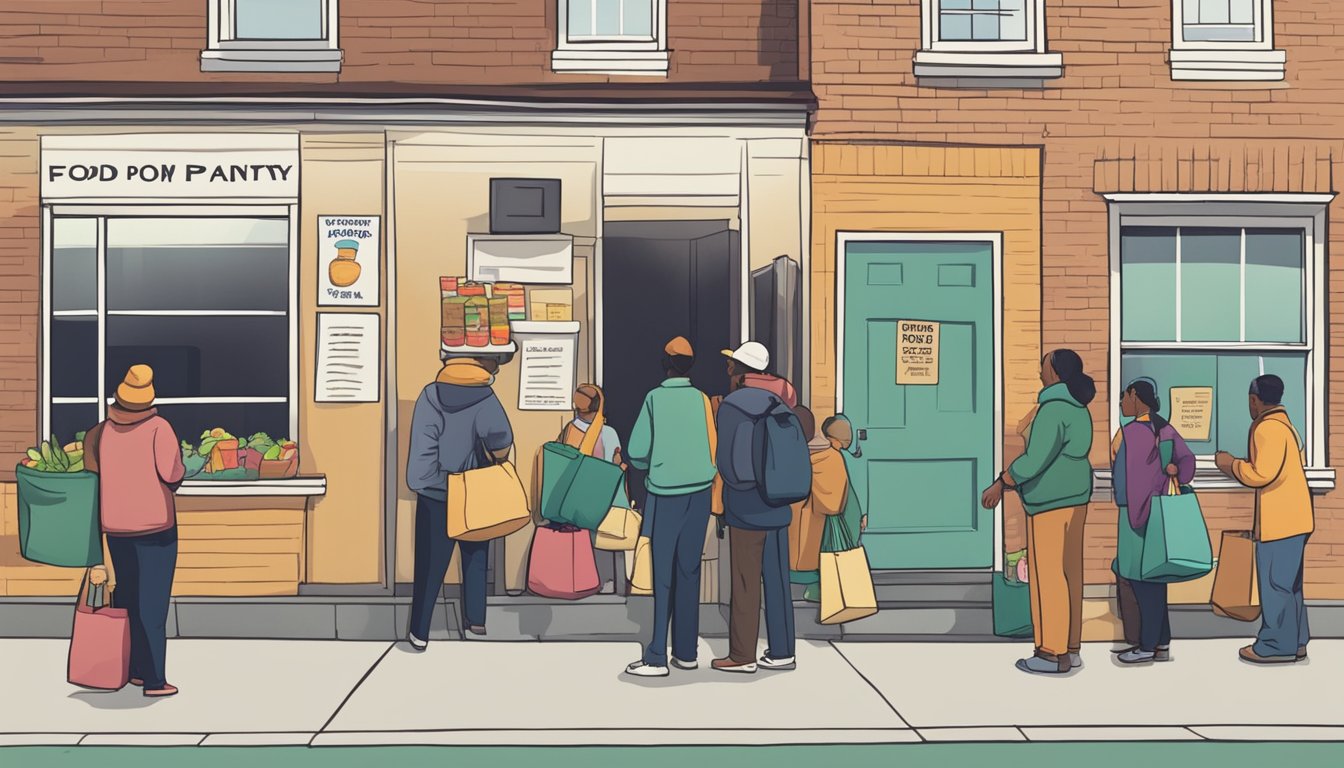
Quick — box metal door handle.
[857,429,868,441]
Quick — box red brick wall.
[0,0,798,85]
[0,130,39,482]
[810,1,1344,595]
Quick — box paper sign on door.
[897,320,940,385]
[1169,386,1214,442]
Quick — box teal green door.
[843,240,994,569]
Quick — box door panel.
[844,240,994,569]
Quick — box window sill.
[1169,48,1286,82]
[200,48,343,74]
[1091,467,1334,498]
[177,476,327,498]
[912,50,1063,83]
[551,49,669,76]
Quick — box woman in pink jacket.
[85,365,185,698]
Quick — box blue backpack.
[751,397,813,506]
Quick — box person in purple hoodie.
[1109,377,1196,664]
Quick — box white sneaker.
[407,633,428,652]
[625,661,669,678]
[671,657,698,671]
[758,654,796,670]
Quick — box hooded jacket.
[1232,407,1313,542]
[1008,382,1095,515]
[407,360,513,502]
[85,406,185,535]
[716,386,792,529]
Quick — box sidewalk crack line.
[310,641,396,746]
[828,641,922,741]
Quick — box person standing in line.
[84,364,186,698]
[713,346,800,674]
[1109,377,1196,664]
[560,384,628,593]
[788,406,850,603]
[623,337,718,678]
[721,341,797,407]
[981,350,1095,675]
[1215,374,1314,665]
[406,355,514,648]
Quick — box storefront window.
[46,215,292,445]
[1119,224,1307,456]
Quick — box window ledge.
[1092,467,1334,498]
[551,49,669,76]
[178,476,327,498]
[1169,48,1286,82]
[913,50,1063,81]
[201,48,343,74]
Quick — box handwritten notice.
[315,313,380,403]
[897,320,940,385]
[318,215,380,307]
[516,332,577,411]
[1170,386,1214,442]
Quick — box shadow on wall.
[758,0,800,80]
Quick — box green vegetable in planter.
[263,444,282,461]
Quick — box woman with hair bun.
[1110,377,1196,665]
[981,350,1096,675]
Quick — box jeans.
[643,489,712,666]
[410,493,489,640]
[1128,580,1172,652]
[106,526,178,690]
[1253,533,1311,658]
[727,526,796,663]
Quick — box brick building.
[808,0,1344,636]
[0,1,810,638]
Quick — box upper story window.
[552,0,669,76]
[914,0,1062,83]
[1169,1,1285,81]
[201,0,343,74]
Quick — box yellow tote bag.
[818,533,878,626]
[628,535,653,595]
[596,507,641,551]
[447,459,531,543]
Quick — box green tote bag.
[992,571,1033,638]
[16,464,101,568]
[1139,481,1213,583]
[539,442,623,531]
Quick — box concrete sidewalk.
[1,638,1341,747]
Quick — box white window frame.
[552,0,669,76]
[1169,1,1285,81]
[914,0,1062,81]
[1102,194,1333,492]
[202,0,342,73]
[40,204,300,454]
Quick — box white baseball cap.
[721,341,770,372]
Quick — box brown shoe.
[144,683,179,698]
[711,656,757,674]
[1239,645,1296,665]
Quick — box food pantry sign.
[40,134,299,200]
[318,215,381,307]
[897,320,940,385]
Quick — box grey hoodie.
[406,380,513,502]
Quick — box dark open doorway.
[602,220,740,510]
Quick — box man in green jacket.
[624,336,717,678]
[982,350,1096,674]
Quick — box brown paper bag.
[819,545,878,625]
[1211,530,1261,622]
[628,535,653,596]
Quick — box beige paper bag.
[819,545,878,625]
[1211,530,1261,622]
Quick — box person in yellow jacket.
[1215,374,1313,665]
[788,406,855,603]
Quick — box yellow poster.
[897,320,940,385]
[1169,386,1214,441]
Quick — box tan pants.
[1026,505,1087,658]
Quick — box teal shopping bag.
[539,443,623,531]
[1139,487,1213,583]
[992,572,1033,638]
[15,464,101,568]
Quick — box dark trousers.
[727,526,795,663]
[410,493,489,640]
[1254,533,1311,658]
[106,527,178,690]
[1116,575,1141,647]
[643,488,712,666]
[1128,579,1171,652]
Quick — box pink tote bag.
[67,570,130,690]
[527,524,601,600]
